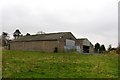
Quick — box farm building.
[9,32,77,52]
[76,38,94,53]
[9,32,94,53]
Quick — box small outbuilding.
[76,38,94,53]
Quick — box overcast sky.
[1,0,119,48]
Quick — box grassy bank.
[2,50,118,78]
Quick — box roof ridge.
[78,38,87,39]
[28,32,71,36]
[12,32,72,42]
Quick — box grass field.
[2,50,119,78]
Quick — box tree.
[100,44,106,53]
[108,44,112,51]
[2,32,8,37]
[26,33,30,36]
[95,43,100,53]
[13,29,21,39]
[2,32,9,47]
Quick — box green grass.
[2,50,119,78]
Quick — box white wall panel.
[66,39,75,46]
[83,40,90,46]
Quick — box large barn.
[9,32,94,53]
[10,32,77,52]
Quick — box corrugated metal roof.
[77,38,93,46]
[12,32,71,42]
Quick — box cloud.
[1,0,118,48]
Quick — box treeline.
[1,29,119,54]
[94,42,119,54]
[1,29,46,48]
[94,43,106,53]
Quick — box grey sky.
[1,0,119,48]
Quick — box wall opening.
[54,47,58,53]
[83,46,89,53]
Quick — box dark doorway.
[54,47,58,53]
[83,46,89,53]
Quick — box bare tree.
[108,44,112,52]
